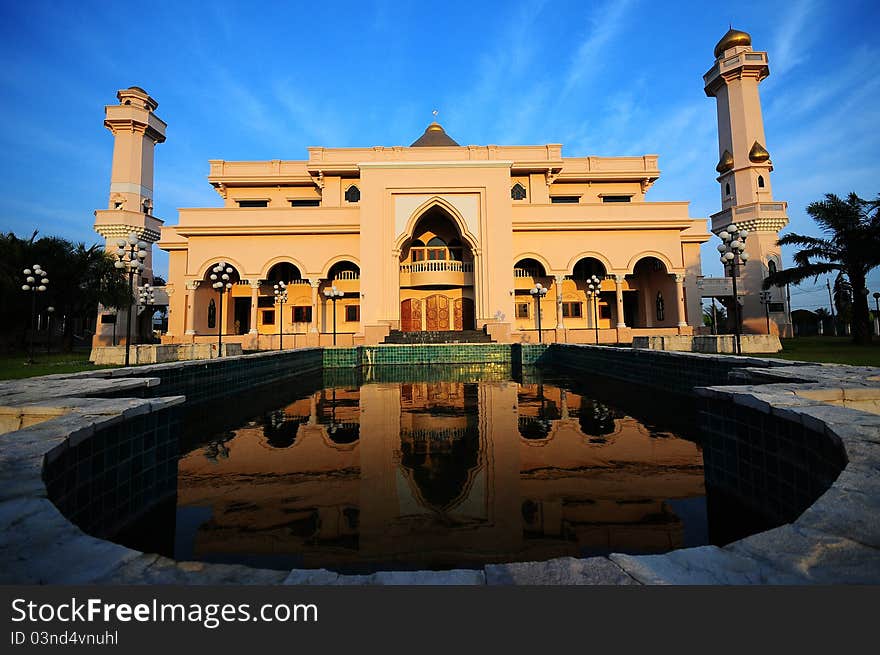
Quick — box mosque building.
[92,28,789,348]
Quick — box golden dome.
[714,28,752,58]
[716,149,734,173]
[749,141,770,163]
[411,121,459,147]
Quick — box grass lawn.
[765,336,880,367]
[0,352,114,380]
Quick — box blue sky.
[1,0,877,312]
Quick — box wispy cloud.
[771,0,819,77]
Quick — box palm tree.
[764,192,880,344]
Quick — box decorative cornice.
[358,160,513,170]
[94,224,160,242]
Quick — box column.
[674,274,687,327]
[309,279,320,333]
[554,274,565,329]
[248,280,260,334]
[614,275,626,328]
[184,281,198,334]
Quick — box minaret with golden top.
[705,28,791,335]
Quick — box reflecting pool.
[121,367,711,573]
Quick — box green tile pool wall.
[42,406,182,539]
[516,343,551,366]
[111,348,323,404]
[698,395,846,541]
[324,344,513,368]
[547,344,802,396]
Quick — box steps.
[383,329,494,344]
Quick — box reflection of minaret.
[704,29,791,335]
[93,87,167,345]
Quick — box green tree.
[764,192,880,344]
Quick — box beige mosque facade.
[92,28,790,349]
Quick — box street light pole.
[46,306,55,354]
[759,290,771,335]
[21,264,49,364]
[274,282,288,350]
[114,233,147,367]
[873,292,880,336]
[137,284,155,343]
[210,262,234,357]
[529,283,548,343]
[717,223,750,355]
[323,285,344,345]
[586,274,601,344]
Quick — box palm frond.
[762,262,839,289]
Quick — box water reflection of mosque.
[177,380,705,570]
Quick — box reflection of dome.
[714,28,752,58]
[518,416,553,440]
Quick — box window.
[345,185,360,203]
[100,313,116,324]
[345,305,360,322]
[114,201,123,210]
[257,296,274,308]
[262,309,275,325]
[412,249,425,262]
[769,302,785,313]
[562,302,582,318]
[725,183,731,197]
[551,196,579,204]
[768,260,778,275]
[511,183,527,200]
[516,302,530,319]
[237,200,268,208]
[428,248,446,260]
[601,195,632,203]
[599,304,612,320]
[656,292,665,322]
[290,199,320,207]
[758,175,765,188]
[207,299,216,328]
[293,306,312,323]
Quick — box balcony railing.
[400,261,474,274]
[333,270,360,280]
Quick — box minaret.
[92,87,167,346]
[704,29,791,335]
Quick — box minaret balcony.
[710,200,788,234]
[399,260,474,287]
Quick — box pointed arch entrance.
[399,205,476,331]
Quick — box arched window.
[427,237,446,261]
[344,185,360,203]
[511,183,527,200]
[656,292,665,322]
[768,260,777,275]
[207,299,216,329]
[758,175,765,188]
[725,183,731,196]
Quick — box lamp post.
[717,223,749,355]
[873,292,880,337]
[274,282,288,350]
[529,283,548,343]
[46,306,55,354]
[21,264,48,364]
[586,274,601,344]
[138,284,155,343]
[759,290,772,335]
[323,285,344,345]
[114,233,147,366]
[210,262,234,357]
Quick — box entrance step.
[382,329,494,344]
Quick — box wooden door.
[453,298,474,330]
[401,298,422,332]
[426,295,449,331]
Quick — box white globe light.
[26,276,35,283]
[226,267,233,274]
[740,252,750,262]
[38,285,46,291]
[730,240,742,250]
[116,239,126,248]
[47,306,54,312]
[32,264,40,269]
[23,268,31,275]
[137,241,147,249]
[716,244,726,253]
[738,229,748,239]
[529,289,536,295]
[536,283,543,290]
[724,252,735,261]
[115,261,124,269]
[225,282,232,289]
[41,278,49,284]
[22,284,30,291]
[128,234,138,245]
[138,250,147,259]
[727,224,738,233]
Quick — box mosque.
[92,27,790,348]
